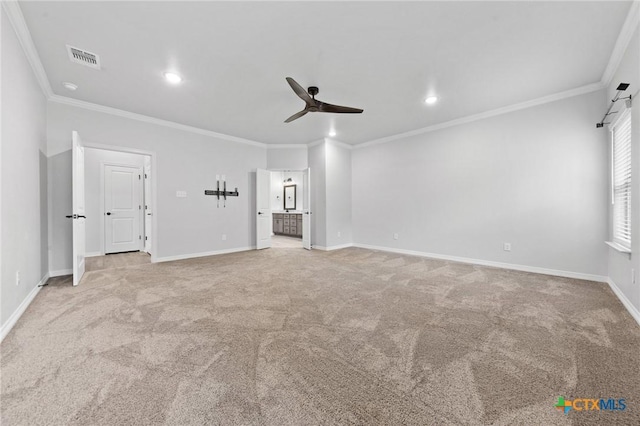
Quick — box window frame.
[610,105,632,251]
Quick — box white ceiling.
[20,1,632,145]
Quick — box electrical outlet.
[337,231,341,238]
[393,233,399,240]
[222,234,227,241]
[503,243,511,251]
[16,271,20,286]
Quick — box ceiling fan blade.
[284,109,309,123]
[286,77,314,106]
[317,101,363,114]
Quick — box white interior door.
[105,165,142,254]
[143,159,152,254]
[71,131,86,286]
[256,168,272,249]
[302,167,311,250]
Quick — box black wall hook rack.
[204,189,239,197]
[597,83,632,128]
[205,176,239,208]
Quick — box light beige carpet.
[1,247,639,425]
[86,251,151,272]
[271,235,303,249]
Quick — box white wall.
[325,141,353,248]
[308,142,326,248]
[1,10,48,329]
[47,102,266,267]
[267,147,308,170]
[352,89,609,277]
[270,170,304,212]
[84,148,147,255]
[607,23,640,314]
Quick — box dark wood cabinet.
[273,213,302,237]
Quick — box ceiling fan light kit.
[284,77,364,123]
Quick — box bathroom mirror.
[284,185,296,210]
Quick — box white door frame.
[267,168,312,249]
[83,142,158,263]
[143,158,152,254]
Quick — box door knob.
[65,214,85,219]
[106,212,112,215]
[258,212,263,215]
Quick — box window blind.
[612,108,632,249]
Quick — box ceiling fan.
[284,77,364,123]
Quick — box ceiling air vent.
[66,45,101,70]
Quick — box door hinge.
[145,236,148,241]
[144,174,147,179]
[139,235,142,240]
[139,175,141,180]
[139,205,142,210]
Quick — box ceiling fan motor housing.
[308,86,319,97]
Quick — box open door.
[302,167,311,250]
[71,131,86,286]
[256,168,271,249]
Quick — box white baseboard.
[607,278,640,327]
[49,269,72,277]
[155,246,256,263]
[314,243,354,251]
[85,251,103,258]
[1,273,48,342]
[352,243,607,283]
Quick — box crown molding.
[6,0,631,151]
[354,82,605,149]
[49,95,266,148]
[6,0,266,149]
[307,139,326,148]
[601,1,640,87]
[266,144,308,149]
[325,138,353,150]
[2,0,53,98]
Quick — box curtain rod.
[597,83,632,128]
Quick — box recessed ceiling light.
[163,72,182,84]
[425,96,438,105]
[62,82,78,91]
[328,130,337,137]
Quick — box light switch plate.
[176,191,187,198]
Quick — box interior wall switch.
[632,269,636,284]
[337,231,341,238]
[222,234,227,241]
[15,271,20,286]
[393,233,399,240]
[503,243,511,251]
[176,191,187,198]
